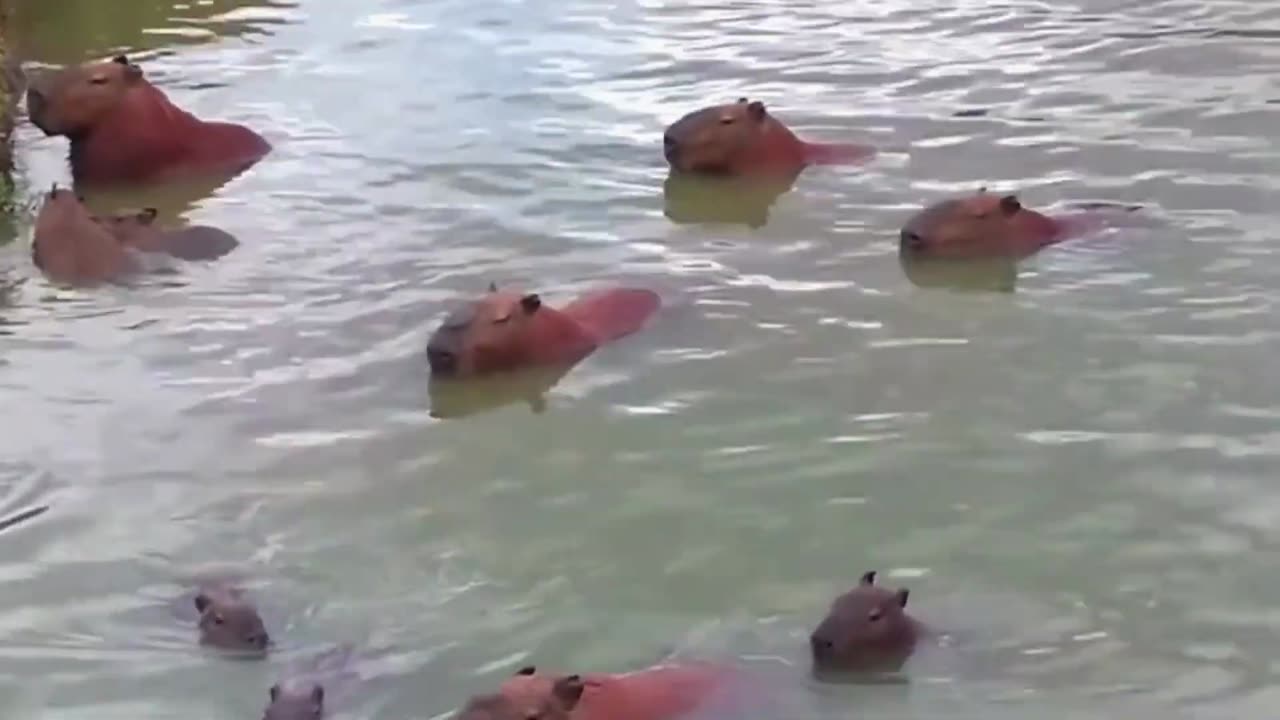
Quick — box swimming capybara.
[262,644,358,720]
[456,663,730,720]
[194,581,270,655]
[426,284,661,378]
[26,55,271,187]
[809,570,920,674]
[98,207,240,261]
[32,184,139,286]
[662,97,872,177]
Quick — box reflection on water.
[662,170,801,229]
[3,0,1280,718]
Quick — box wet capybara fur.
[98,207,240,261]
[662,97,872,177]
[427,283,661,379]
[194,583,270,655]
[32,184,138,286]
[810,570,919,673]
[26,55,271,186]
[456,664,728,720]
[899,191,1062,261]
[263,682,325,720]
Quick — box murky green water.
[3,0,1280,717]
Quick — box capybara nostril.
[663,133,679,164]
[249,632,270,649]
[810,634,834,655]
[427,348,457,374]
[900,230,925,250]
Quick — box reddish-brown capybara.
[455,663,732,720]
[26,55,271,187]
[32,184,139,286]
[426,284,661,378]
[899,190,1143,261]
[662,97,873,177]
[810,570,920,674]
[98,207,240,261]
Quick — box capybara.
[32,184,139,286]
[662,97,872,177]
[194,581,270,655]
[98,207,240,261]
[899,189,1151,262]
[456,663,731,720]
[810,570,919,673]
[426,283,661,378]
[26,55,271,186]
[262,644,358,720]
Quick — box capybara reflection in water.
[810,570,920,674]
[899,189,1142,261]
[662,97,873,177]
[427,284,661,378]
[193,581,270,656]
[26,55,271,187]
[32,185,140,286]
[456,663,732,720]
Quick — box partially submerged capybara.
[262,644,359,720]
[26,55,271,186]
[426,283,661,378]
[456,663,731,720]
[810,570,920,673]
[98,206,240,261]
[32,184,139,286]
[194,581,270,655]
[899,190,1143,261]
[662,97,872,177]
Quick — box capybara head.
[27,55,145,138]
[262,682,324,720]
[900,191,1035,258]
[195,590,270,654]
[664,97,788,174]
[427,285,546,377]
[455,666,586,720]
[810,571,917,672]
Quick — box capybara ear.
[311,686,324,704]
[520,293,542,314]
[860,570,877,586]
[999,195,1021,215]
[515,665,537,676]
[194,592,211,613]
[747,100,767,121]
[488,281,498,293]
[112,55,129,66]
[895,588,909,608]
[269,684,280,702]
[138,208,158,224]
[552,674,586,708]
[737,97,748,104]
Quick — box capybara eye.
[213,614,225,625]
[868,608,883,622]
[719,116,735,125]
[90,75,108,85]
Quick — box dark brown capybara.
[32,184,140,286]
[899,190,1145,261]
[194,581,270,656]
[98,207,240,261]
[26,55,271,187]
[662,97,873,177]
[426,284,661,379]
[262,644,358,720]
[810,570,920,674]
[456,663,731,720]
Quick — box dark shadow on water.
[9,0,301,65]
[662,169,801,229]
[898,250,1020,294]
[427,364,577,420]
